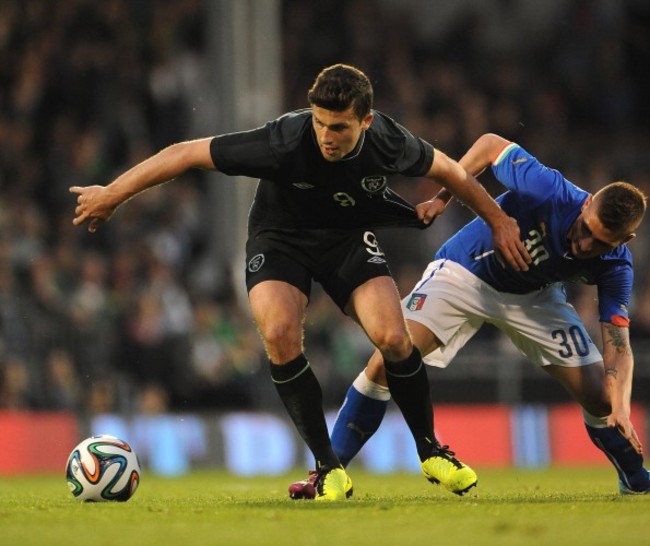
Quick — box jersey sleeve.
[595,252,634,325]
[210,111,311,179]
[491,143,564,207]
[210,125,278,178]
[368,113,434,177]
[395,125,434,177]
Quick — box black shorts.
[245,228,392,310]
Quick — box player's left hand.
[492,216,531,271]
[416,197,447,225]
[607,412,643,454]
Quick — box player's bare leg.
[325,320,441,467]
[348,277,477,495]
[545,362,649,494]
[250,281,349,500]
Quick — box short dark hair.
[595,181,647,234]
[307,64,373,120]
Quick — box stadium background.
[1,0,649,475]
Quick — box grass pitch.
[0,467,647,546]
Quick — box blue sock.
[585,424,649,491]
[331,381,389,467]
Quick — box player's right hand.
[492,216,532,271]
[69,185,116,233]
[608,413,643,455]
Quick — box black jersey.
[210,109,434,233]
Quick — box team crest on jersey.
[406,293,427,311]
[361,175,387,194]
[248,253,265,272]
[292,182,315,189]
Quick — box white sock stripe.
[582,408,608,428]
[271,362,311,384]
[385,360,423,378]
[352,370,391,401]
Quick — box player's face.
[311,106,373,162]
[567,196,633,259]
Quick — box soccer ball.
[66,434,141,502]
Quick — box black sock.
[270,354,340,470]
[384,347,436,461]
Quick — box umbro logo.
[292,182,315,189]
[367,256,386,264]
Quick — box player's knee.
[259,322,302,356]
[374,331,411,361]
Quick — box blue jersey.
[436,143,633,323]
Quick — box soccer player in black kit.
[71,64,531,500]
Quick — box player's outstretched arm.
[601,321,643,454]
[457,133,510,178]
[426,147,531,271]
[70,138,215,233]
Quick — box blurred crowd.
[1,0,649,414]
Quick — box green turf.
[0,467,647,546]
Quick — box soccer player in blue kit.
[290,132,649,498]
[70,66,531,501]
